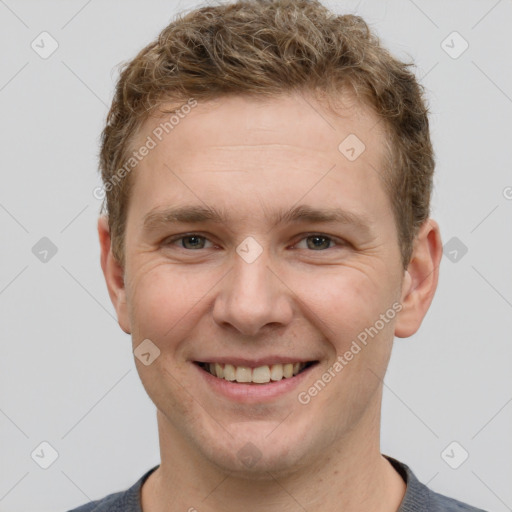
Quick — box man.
[69,0,486,510]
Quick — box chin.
[199,423,316,479]
[209,446,304,480]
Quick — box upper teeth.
[205,362,307,383]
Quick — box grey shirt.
[67,456,487,511]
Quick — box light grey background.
[0,0,511,511]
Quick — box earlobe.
[98,216,131,334]
[394,219,443,338]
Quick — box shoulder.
[428,488,488,512]
[67,490,125,512]
[384,455,488,512]
[66,465,160,512]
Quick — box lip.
[193,360,319,403]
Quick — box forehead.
[138,91,387,163]
[127,91,391,225]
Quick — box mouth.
[194,360,319,384]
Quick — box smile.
[195,361,317,384]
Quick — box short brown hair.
[99,0,434,270]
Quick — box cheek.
[126,252,400,350]
[126,261,216,343]
[290,266,391,340]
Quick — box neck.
[141,395,405,512]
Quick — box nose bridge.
[212,246,292,335]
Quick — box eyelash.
[163,233,345,251]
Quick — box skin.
[99,91,442,512]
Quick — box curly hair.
[99,0,434,270]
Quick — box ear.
[394,218,442,338]
[98,216,131,334]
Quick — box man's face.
[117,92,409,475]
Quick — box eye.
[162,233,344,252]
[165,234,214,250]
[294,234,342,251]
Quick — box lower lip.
[193,362,318,403]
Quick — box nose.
[212,249,294,337]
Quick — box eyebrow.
[142,204,373,235]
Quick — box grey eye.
[305,235,333,250]
[180,235,207,249]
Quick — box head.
[98,0,442,476]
